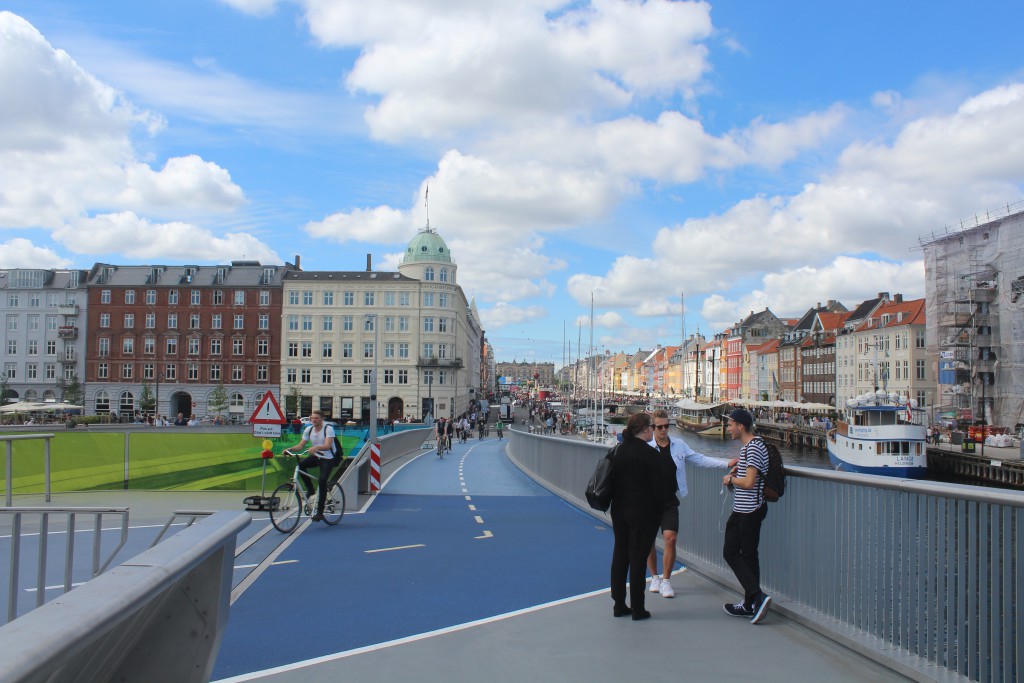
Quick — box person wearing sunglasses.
[646,409,738,598]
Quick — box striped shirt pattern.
[732,437,768,512]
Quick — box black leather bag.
[585,445,617,511]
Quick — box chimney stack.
[894,293,903,303]
[878,292,890,301]
[294,254,301,270]
[366,254,372,272]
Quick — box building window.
[384,316,395,332]
[234,314,244,329]
[323,291,334,306]
[299,369,310,384]
[188,364,199,380]
[341,369,352,384]
[97,338,109,357]
[99,313,110,328]
[188,338,200,355]
[384,343,395,358]
[323,316,333,332]
[399,343,409,358]
[322,369,332,384]
[97,363,107,379]
[168,313,178,329]
[257,365,268,382]
[234,291,245,305]
[124,313,134,328]
[210,364,220,381]
[424,266,434,281]
[363,369,372,383]
[257,338,269,356]
[303,291,313,305]
[438,317,448,333]
[286,368,296,383]
[233,338,244,355]
[398,370,408,384]
[122,363,133,379]
[439,268,448,283]
[168,290,179,305]
[342,342,353,358]
[144,337,155,354]
[399,292,410,306]
[288,315,299,331]
[259,314,269,330]
[211,338,222,355]
[189,314,200,329]
[423,317,434,332]
[302,316,312,331]
[343,316,353,331]
[289,291,300,305]
[122,338,134,354]
[363,342,374,358]
[916,359,926,380]
[166,338,177,355]
[423,292,434,307]
[399,316,409,332]
[364,292,375,306]
[301,342,312,358]
[95,390,110,413]
[322,342,332,358]
[259,290,270,306]
[384,291,395,306]
[422,343,434,358]
[364,316,375,332]
[100,290,110,304]
[164,364,176,380]
[191,290,201,305]
[145,313,155,329]
[212,314,222,329]
[383,370,394,384]
[439,293,448,307]
[214,290,224,305]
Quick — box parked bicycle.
[269,449,346,533]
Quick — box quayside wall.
[507,429,1023,683]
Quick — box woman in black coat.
[609,412,662,620]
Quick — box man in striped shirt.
[721,408,771,624]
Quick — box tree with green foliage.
[139,380,155,414]
[208,378,228,418]
[0,373,11,405]
[286,385,302,417]
[63,374,84,406]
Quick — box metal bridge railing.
[2,506,129,625]
[507,429,1023,683]
[2,434,56,505]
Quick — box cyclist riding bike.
[286,410,338,521]
[496,418,504,439]
[435,417,448,457]
[444,417,455,450]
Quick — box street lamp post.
[366,314,379,444]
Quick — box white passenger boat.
[827,391,927,478]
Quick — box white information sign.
[253,424,282,438]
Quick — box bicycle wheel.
[321,482,346,526]
[270,483,302,533]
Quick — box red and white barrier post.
[370,441,381,492]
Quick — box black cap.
[728,408,753,430]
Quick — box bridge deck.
[4,423,910,682]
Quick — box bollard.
[370,442,381,492]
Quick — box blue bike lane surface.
[213,437,615,680]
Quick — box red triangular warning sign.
[249,392,287,424]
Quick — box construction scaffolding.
[920,204,1024,434]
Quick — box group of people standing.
[607,408,773,624]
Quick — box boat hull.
[827,446,927,478]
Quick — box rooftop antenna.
[424,185,432,233]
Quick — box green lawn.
[0,430,363,493]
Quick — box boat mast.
[681,292,686,398]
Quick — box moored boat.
[827,391,927,478]
[674,398,724,434]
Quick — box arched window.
[230,392,244,410]
[119,391,135,416]
[439,268,448,283]
[95,390,110,414]
[424,266,434,281]
[24,389,37,401]
[42,390,56,401]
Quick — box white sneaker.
[649,577,663,593]
[660,581,675,598]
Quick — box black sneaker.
[723,602,754,617]
[751,594,771,624]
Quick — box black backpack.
[757,437,786,502]
[585,445,617,512]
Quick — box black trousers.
[298,455,334,513]
[722,504,768,605]
[610,506,658,611]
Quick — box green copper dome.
[403,229,452,264]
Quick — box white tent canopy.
[0,401,83,414]
[674,399,723,411]
[729,398,834,412]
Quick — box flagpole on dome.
[424,184,432,233]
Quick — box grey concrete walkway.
[214,566,905,683]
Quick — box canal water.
[667,426,832,469]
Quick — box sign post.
[243,392,288,511]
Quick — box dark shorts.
[658,505,679,533]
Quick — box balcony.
[59,354,77,365]
[57,304,80,316]
[939,311,973,328]
[57,326,78,339]
[417,356,464,369]
[972,286,997,303]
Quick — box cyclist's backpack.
[758,437,786,502]
[585,445,618,512]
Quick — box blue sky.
[2,1,1023,366]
